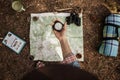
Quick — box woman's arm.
[53,22,72,58]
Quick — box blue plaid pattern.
[99,40,119,57]
[105,14,120,26]
[99,14,120,57]
[103,25,117,37]
[118,28,120,37]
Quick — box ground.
[0,0,120,80]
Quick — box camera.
[66,12,81,26]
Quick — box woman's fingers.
[63,22,67,30]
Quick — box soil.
[0,0,120,80]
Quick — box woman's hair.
[21,69,51,80]
[21,64,98,80]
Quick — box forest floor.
[0,0,120,80]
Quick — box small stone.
[116,64,120,73]
[0,43,2,47]
[76,53,82,59]
[29,55,34,61]
[32,16,39,22]
[37,4,40,6]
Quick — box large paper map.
[30,13,84,61]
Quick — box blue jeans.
[69,61,80,68]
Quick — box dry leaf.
[0,43,2,47]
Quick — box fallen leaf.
[0,43,2,47]
[0,37,3,40]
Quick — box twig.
[0,37,3,40]
[54,7,73,12]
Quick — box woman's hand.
[53,22,67,41]
[52,20,72,58]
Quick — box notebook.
[2,32,26,54]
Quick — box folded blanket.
[105,14,120,37]
[99,40,119,57]
[105,14,120,26]
[103,25,117,38]
[99,14,120,57]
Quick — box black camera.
[66,12,81,26]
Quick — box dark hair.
[21,69,51,80]
[21,64,98,80]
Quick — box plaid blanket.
[99,14,120,57]
[105,14,120,37]
[99,40,119,57]
[103,25,117,38]
[105,14,120,26]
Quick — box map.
[30,13,84,61]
